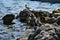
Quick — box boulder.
[30,0,60,3]
[2,14,15,25]
[17,9,49,24]
[18,9,29,23]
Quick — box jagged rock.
[28,24,60,40]
[53,9,60,13]
[46,17,56,24]
[52,9,60,18]
[31,10,50,23]
[18,9,29,23]
[2,14,15,25]
[28,29,41,40]
[31,10,49,17]
[45,13,56,24]
[18,10,36,26]
[17,9,50,24]
[30,0,60,3]
[56,16,60,25]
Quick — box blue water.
[0,0,60,40]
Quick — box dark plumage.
[2,14,15,25]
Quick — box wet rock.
[53,9,60,13]
[2,14,15,25]
[46,17,56,24]
[17,9,29,23]
[28,29,41,40]
[31,10,42,17]
[56,16,60,25]
[28,24,60,40]
[31,10,49,17]
[17,9,41,26]
[45,13,56,24]
[55,28,60,40]
[31,10,50,23]
[17,9,50,24]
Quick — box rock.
[2,14,15,25]
[18,10,36,27]
[52,9,60,18]
[31,10,49,17]
[16,38,20,40]
[17,9,29,23]
[28,24,60,40]
[55,27,60,39]
[31,10,42,17]
[53,9,60,13]
[17,9,50,24]
[56,16,60,25]
[28,29,41,40]
[31,11,50,23]
[46,17,56,24]
[49,14,53,18]
[20,37,28,40]
[45,13,56,24]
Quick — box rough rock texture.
[16,8,60,40]
[28,24,60,40]
[56,16,60,25]
[52,9,60,13]
[52,9,60,18]
[18,10,29,23]
[17,9,41,26]
[2,14,15,25]
[17,9,50,24]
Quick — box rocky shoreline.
[1,5,60,40]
